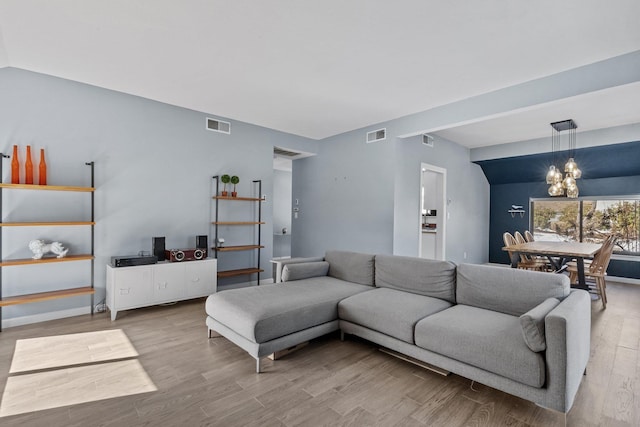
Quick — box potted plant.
[231,175,240,197]
[220,174,231,196]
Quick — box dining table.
[502,240,602,290]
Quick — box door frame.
[419,163,447,260]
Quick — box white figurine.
[28,239,69,260]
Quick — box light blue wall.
[0,68,316,325]
[291,127,396,257]
[393,135,489,264]
[291,127,490,263]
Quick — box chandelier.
[545,119,581,198]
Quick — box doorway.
[273,156,292,259]
[419,163,446,260]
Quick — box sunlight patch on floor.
[0,329,156,417]
[10,329,139,373]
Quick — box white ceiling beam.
[394,51,640,140]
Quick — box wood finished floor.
[0,282,638,427]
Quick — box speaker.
[196,235,208,250]
[153,237,166,261]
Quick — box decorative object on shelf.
[28,239,69,260]
[25,145,34,185]
[508,205,526,218]
[11,145,19,184]
[220,174,231,196]
[230,175,239,197]
[282,227,287,235]
[38,148,47,185]
[546,119,581,198]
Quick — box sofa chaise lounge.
[205,251,590,413]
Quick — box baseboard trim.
[608,275,640,285]
[2,306,91,329]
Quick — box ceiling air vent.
[273,146,316,160]
[422,134,434,147]
[206,117,231,134]
[366,128,386,143]
[274,147,303,158]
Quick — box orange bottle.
[11,145,19,184]
[25,145,34,184]
[39,149,47,185]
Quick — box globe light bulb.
[562,174,576,189]
[566,185,579,198]
[572,168,582,179]
[546,165,556,184]
[564,158,577,173]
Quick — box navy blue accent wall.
[477,141,640,279]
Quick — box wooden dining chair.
[568,236,615,308]
[524,230,535,242]
[566,235,613,277]
[503,232,546,271]
[515,231,552,271]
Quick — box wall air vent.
[206,117,231,134]
[422,134,434,147]
[366,128,386,143]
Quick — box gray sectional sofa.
[205,251,590,413]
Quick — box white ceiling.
[1,1,639,144]
[436,82,640,148]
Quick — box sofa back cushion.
[375,254,457,303]
[456,263,570,316]
[325,250,375,286]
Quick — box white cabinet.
[154,263,185,302]
[106,259,216,321]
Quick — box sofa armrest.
[273,256,324,283]
[543,289,591,412]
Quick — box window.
[531,198,640,257]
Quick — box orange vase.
[11,145,20,184]
[38,149,47,185]
[25,145,34,184]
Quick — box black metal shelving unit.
[0,156,95,331]
[211,176,264,285]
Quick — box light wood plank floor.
[0,282,638,426]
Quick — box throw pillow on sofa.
[520,297,561,352]
[282,261,330,282]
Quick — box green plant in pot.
[220,174,231,196]
[230,175,240,197]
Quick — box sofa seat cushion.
[414,305,546,388]
[206,277,372,344]
[338,288,453,344]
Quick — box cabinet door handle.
[119,288,130,295]
[191,277,200,282]
[158,282,168,289]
